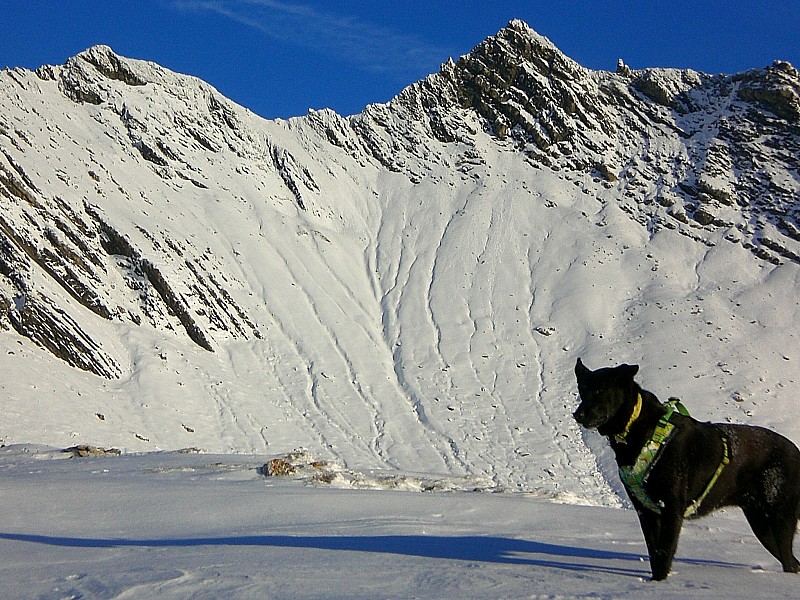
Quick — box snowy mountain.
[1,20,798,505]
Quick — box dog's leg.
[638,508,684,580]
[743,508,800,573]
[773,515,800,573]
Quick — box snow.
[1,445,799,599]
[1,35,799,596]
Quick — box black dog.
[573,358,800,580]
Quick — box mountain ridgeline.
[0,21,798,496]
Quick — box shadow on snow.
[0,532,749,578]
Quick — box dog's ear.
[617,363,639,380]
[575,358,590,379]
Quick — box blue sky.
[2,1,799,119]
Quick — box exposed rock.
[264,457,297,477]
[262,449,331,478]
[697,177,733,205]
[693,206,717,226]
[6,293,120,378]
[270,144,318,210]
[632,68,703,108]
[63,444,122,457]
[449,20,585,146]
[76,45,148,87]
[88,207,214,352]
[736,61,800,121]
[594,163,619,182]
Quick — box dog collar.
[614,393,643,444]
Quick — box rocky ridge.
[339,20,800,261]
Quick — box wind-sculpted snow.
[0,22,798,507]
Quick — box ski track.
[246,288,341,462]
[521,223,617,501]
[371,201,470,475]
[425,214,449,375]
[209,381,248,453]
[464,194,516,485]
[249,333,333,456]
[266,240,388,467]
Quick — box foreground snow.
[1,446,798,599]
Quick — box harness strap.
[618,398,729,516]
[684,434,730,518]
[668,397,690,417]
[619,410,677,513]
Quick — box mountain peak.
[443,20,586,139]
[354,19,800,267]
[33,44,152,105]
[74,44,148,86]
[500,19,561,52]
[470,19,575,76]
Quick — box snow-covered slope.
[0,20,798,506]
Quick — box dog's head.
[573,358,639,435]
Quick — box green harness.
[618,397,730,517]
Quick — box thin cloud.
[170,0,449,76]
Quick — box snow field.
[1,445,799,599]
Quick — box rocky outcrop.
[269,144,319,210]
[736,61,800,122]
[447,20,589,145]
[0,52,269,374]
